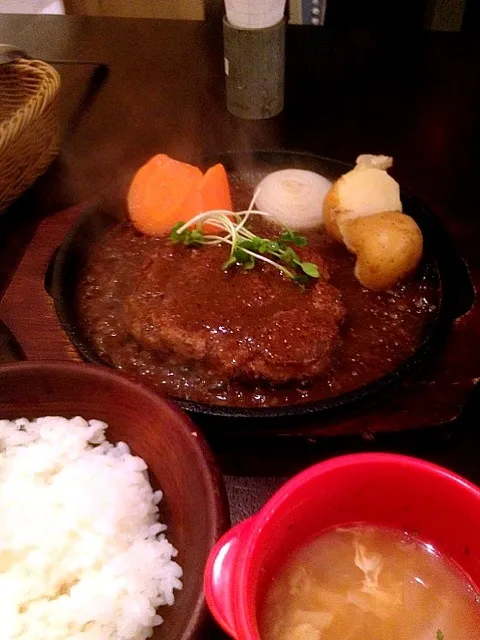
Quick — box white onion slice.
[255,169,331,231]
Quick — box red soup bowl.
[204,452,480,640]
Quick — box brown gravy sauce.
[76,177,438,408]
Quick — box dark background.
[325,0,429,29]
[305,0,477,31]
[463,0,480,32]
[207,0,475,32]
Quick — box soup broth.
[260,525,480,640]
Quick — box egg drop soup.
[259,525,480,640]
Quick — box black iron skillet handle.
[434,227,475,321]
[410,194,476,321]
[0,319,25,363]
[458,381,480,429]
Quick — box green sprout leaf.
[233,246,254,267]
[170,207,320,286]
[300,262,320,278]
[436,631,444,640]
[263,240,281,254]
[243,236,264,252]
[222,255,237,270]
[170,222,205,246]
[279,229,307,247]
[169,221,186,243]
[187,229,205,245]
[279,246,299,267]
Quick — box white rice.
[0,416,183,640]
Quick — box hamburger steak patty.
[123,241,346,385]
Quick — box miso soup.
[260,525,480,640]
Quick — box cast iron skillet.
[52,151,474,430]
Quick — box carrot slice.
[127,154,203,236]
[198,164,232,212]
[184,163,233,234]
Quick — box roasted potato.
[323,155,402,242]
[340,211,423,291]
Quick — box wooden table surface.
[1,13,480,637]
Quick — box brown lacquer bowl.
[51,151,474,434]
[0,361,229,640]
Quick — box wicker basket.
[0,58,61,212]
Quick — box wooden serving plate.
[1,198,479,444]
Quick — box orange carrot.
[127,154,203,236]
[197,164,232,213]
[127,155,233,237]
[183,163,233,234]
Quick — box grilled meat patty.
[123,241,346,385]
